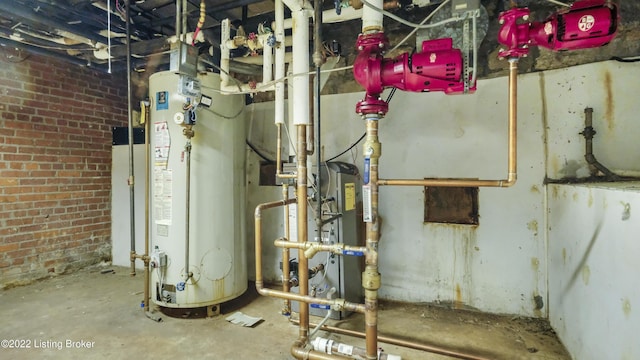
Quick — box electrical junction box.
[452,0,480,15]
[170,41,198,77]
[178,75,201,98]
[291,162,362,320]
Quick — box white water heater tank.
[148,71,247,308]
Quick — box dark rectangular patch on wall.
[259,162,277,186]
[424,186,479,225]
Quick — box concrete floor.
[0,265,571,360]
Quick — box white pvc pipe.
[278,6,363,30]
[282,0,312,12]
[220,18,231,90]
[263,42,273,84]
[291,8,311,125]
[362,0,384,32]
[275,0,286,125]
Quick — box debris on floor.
[225,311,263,327]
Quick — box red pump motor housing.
[380,38,472,95]
[353,33,474,116]
[498,0,618,58]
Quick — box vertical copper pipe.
[376,59,519,188]
[282,183,292,315]
[507,58,518,184]
[363,116,382,359]
[296,124,309,341]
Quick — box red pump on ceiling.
[497,0,619,58]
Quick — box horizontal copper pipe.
[378,59,519,189]
[254,199,365,314]
[292,319,492,360]
[274,239,367,259]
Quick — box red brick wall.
[0,55,127,288]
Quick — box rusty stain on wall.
[588,189,594,208]
[530,185,541,194]
[604,70,615,132]
[551,156,560,177]
[455,283,463,309]
[562,248,567,266]
[450,226,476,310]
[527,220,539,237]
[622,298,632,318]
[581,265,591,286]
[531,257,542,316]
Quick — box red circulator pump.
[497,0,619,58]
[353,32,474,116]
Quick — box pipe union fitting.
[332,299,346,311]
[362,268,381,290]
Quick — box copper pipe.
[282,184,292,315]
[274,239,367,259]
[297,124,310,342]
[254,198,365,313]
[363,116,382,359]
[293,320,492,360]
[377,59,519,188]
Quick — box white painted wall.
[548,183,640,360]
[246,60,640,321]
[544,61,640,179]
[111,144,146,269]
[247,68,549,316]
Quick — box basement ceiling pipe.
[0,37,114,73]
[0,1,110,46]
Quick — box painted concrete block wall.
[548,183,640,360]
[245,60,639,318]
[543,61,640,179]
[111,145,146,269]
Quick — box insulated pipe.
[377,58,519,188]
[263,42,274,84]
[275,0,286,126]
[292,8,311,126]
[126,0,137,277]
[362,0,384,33]
[295,320,491,360]
[254,199,364,313]
[0,1,110,45]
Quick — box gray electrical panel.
[291,162,362,320]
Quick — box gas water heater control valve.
[353,33,474,116]
[497,0,618,59]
